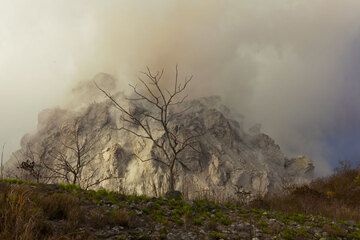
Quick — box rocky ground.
[0,180,359,240]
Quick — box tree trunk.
[72,174,77,185]
[166,167,183,200]
[168,168,175,192]
[1,143,5,179]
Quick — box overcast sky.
[1,0,360,175]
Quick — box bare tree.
[44,117,112,189]
[1,143,5,179]
[15,142,51,183]
[96,66,202,193]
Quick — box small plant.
[171,213,183,225]
[110,208,130,227]
[258,219,269,228]
[281,227,309,240]
[142,207,151,215]
[347,229,360,239]
[193,199,218,212]
[288,213,307,224]
[159,227,168,239]
[207,219,218,231]
[58,183,82,192]
[126,194,151,203]
[0,178,33,185]
[40,193,81,222]
[322,223,347,237]
[209,231,226,240]
[193,215,206,226]
[214,211,232,225]
[87,188,119,204]
[325,190,336,198]
[152,210,168,224]
[354,173,360,186]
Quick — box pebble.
[135,209,143,215]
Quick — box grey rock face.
[7,94,314,198]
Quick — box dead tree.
[1,143,5,179]
[44,117,112,189]
[15,142,51,183]
[232,184,252,204]
[97,66,202,193]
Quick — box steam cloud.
[1,0,360,175]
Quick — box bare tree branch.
[1,143,5,179]
[97,66,202,193]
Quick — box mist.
[1,0,360,175]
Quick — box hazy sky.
[1,0,360,175]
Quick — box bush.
[58,183,82,192]
[258,164,360,222]
[110,208,131,227]
[41,193,80,220]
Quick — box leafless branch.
[97,66,201,193]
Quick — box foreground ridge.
[0,180,359,240]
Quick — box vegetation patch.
[0,179,359,240]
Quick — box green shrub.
[0,178,33,185]
[58,183,82,192]
[209,231,226,240]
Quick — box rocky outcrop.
[7,92,314,199]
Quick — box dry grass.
[110,208,131,227]
[1,164,360,239]
[0,183,98,240]
[0,184,51,240]
[256,165,360,222]
[86,207,131,229]
[0,181,134,240]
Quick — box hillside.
[6,79,314,198]
[0,179,359,240]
